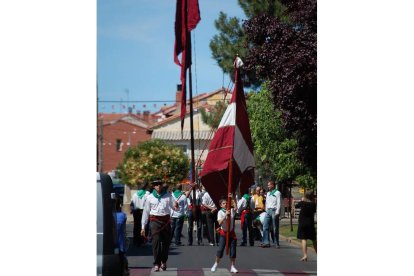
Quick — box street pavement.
[125,218,317,275]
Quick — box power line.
[98,100,176,103]
[98,99,230,103]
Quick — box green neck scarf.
[173,190,183,199]
[269,188,278,196]
[242,194,250,201]
[137,189,146,199]
[152,189,166,201]
[220,208,226,213]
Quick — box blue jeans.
[216,235,237,259]
[171,217,184,245]
[262,209,280,246]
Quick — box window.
[116,139,122,151]
[176,145,187,153]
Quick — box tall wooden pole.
[187,15,197,222]
[226,159,233,255]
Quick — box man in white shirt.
[201,189,218,246]
[130,183,150,246]
[141,180,178,272]
[170,184,188,246]
[262,180,281,248]
[185,183,203,245]
[237,191,255,246]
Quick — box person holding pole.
[210,198,238,273]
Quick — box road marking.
[129,268,317,275]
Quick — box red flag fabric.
[174,0,200,130]
[199,57,255,207]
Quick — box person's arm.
[275,191,281,215]
[141,197,150,233]
[249,197,255,210]
[184,184,195,198]
[169,194,179,211]
[183,196,188,215]
[236,197,244,214]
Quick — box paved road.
[125,219,317,275]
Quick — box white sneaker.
[211,263,217,272]
[230,265,238,273]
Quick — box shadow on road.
[126,238,183,257]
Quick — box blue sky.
[97,0,246,114]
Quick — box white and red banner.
[200,57,255,207]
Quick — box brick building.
[97,86,232,174]
[150,87,232,169]
[97,113,152,172]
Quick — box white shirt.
[236,195,255,214]
[265,189,282,215]
[131,190,150,210]
[171,191,188,218]
[201,192,216,210]
[188,189,203,206]
[217,208,235,231]
[141,192,175,228]
[256,212,267,224]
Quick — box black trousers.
[132,209,143,245]
[187,208,202,245]
[171,217,184,245]
[241,212,254,245]
[150,219,171,266]
[204,211,218,244]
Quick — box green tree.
[199,100,228,129]
[247,84,315,189]
[244,0,317,176]
[117,139,189,188]
[209,0,287,88]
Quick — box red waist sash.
[240,209,252,229]
[218,228,237,240]
[149,214,170,222]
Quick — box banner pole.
[226,159,233,255]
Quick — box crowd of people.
[117,179,317,273]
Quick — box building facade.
[97,113,151,173]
